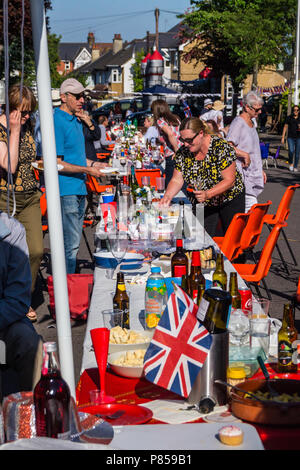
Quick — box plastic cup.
[141,176,151,186]
[89,389,103,405]
[102,308,123,329]
[251,298,270,316]
[249,314,271,357]
[156,177,165,193]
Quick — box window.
[112,68,122,83]
[64,60,70,71]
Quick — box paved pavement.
[32,132,300,386]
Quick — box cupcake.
[218,425,244,446]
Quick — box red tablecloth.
[76,366,300,450]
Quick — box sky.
[47,0,192,44]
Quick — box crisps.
[109,326,150,345]
[112,349,146,367]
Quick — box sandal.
[26,307,37,323]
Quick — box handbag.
[47,274,94,321]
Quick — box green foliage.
[180,0,297,90]
[131,49,145,92]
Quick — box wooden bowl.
[230,378,300,426]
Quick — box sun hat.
[60,78,85,95]
[51,89,61,106]
[212,100,225,111]
[204,98,213,106]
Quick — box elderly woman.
[226,91,266,212]
[0,84,43,322]
[160,117,245,238]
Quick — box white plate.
[32,162,63,171]
[112,423,265,450]
[100,168,119,174]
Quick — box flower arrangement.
[132,185,155,201]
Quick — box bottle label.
[197,297,209,322]
[278,340,297,366]
[117,284,126,292]
[173,265,186,277]
[212,280,225,289]
[146,279,167,294]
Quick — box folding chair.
[233,222,287,300]
[213,212,250,262]
[260,142,270,168]
[239,201,272,262]
[263,184,300,273]
[86,174,114,194]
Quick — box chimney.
[87,32,95,49]
[113,34,123,54]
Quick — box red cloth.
[76,366,300,449]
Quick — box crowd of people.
[0,75,271,396]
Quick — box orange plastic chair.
[238,201,272,259]
[232,222,287,300]
[213,212,250,261]
[135,169,162,189]
[96,152,110,160]
[86,174,114,194]
[263,184,300,271]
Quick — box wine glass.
[106,229,128,276]
[119,155,127,171]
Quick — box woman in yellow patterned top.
[0,84,43,321]
[160,117,245,238]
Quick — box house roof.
[58,42,113,62]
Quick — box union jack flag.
[182,100,192,118]
[143,286,212,398]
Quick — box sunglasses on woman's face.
[179,133,198,145]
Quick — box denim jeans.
[60,195,86,274]
[287,137,300,168]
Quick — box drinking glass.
[156,177,165,194]
[251,298,270,317]
[152,150,161,165]
[227,308,250,347]
[249,313,271,357]
[106,229,128,276]
[141,176,150,187]
[119,156,127,171]
[102,308,123,329]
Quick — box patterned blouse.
[174,135,244,207]
[156,118,182,158]
[0,123,37,192]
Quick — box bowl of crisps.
[109,326,153,353]
[108,348,147,378]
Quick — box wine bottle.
[197,287,232,334]
[34,342,71,439]
[179,200,185,239]
[114,177,123,204]
[212,252,227,290]
[277,303,298,373]
[135,146,143,169]
[229,272,241,309]
[113,272,130,329]
[171,239,188,278]
[189,251,206,304]
[129,164,139,203]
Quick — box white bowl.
[109,329,153,353]
[108,347,148,378]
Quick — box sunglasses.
[67,92,85,100]
[179,133,198,145]
[20,110,31,117]
[249,105,262,113]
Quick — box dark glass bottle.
[114,177,123,204]
[229,272,241,309]
[171,239,189,278]
[197,287,232,334]
[179,200,185,239]
[180,273,190,294]
[34,342,71,439]
[278,303,298,373]
[189,251,206,304]
[212,252,227,290]
[113,272,130,329]
[129,165,139,203]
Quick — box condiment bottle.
[227,366,246,395]
[277,303,298,373]
[113,272,130,329]
[34,342,71,439]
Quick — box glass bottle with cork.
[171,239,189,278]
[277,303,298,373]
[212,252,227,290]
[113,272,130,329]
[189,251,206,305]
[34,342,71,439]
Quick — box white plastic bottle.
[145,266,167,330]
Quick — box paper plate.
[78,403,153,426]
[32,162,63,171]
[100,168,119,174]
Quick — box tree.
[132,49,145,92]
[179,0,297,115]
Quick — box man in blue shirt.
[0,211,42,396]
[54,78,107,273]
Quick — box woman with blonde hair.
[0,84,43,322]
[160,117,245,238]
[151,99,182,186]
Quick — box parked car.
[126,102,202,127]
[92,98,143,120]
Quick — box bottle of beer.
[129,164,139,203]
[113,272,130,329]
[212,252,227,290]
[189,251,206,304]
[180,272,190,294]
[179,200,185,239]
[277,303,298,373]
[229,272,241,309]
[197,287,232,334]
[171,239,189,278]
[34,342,71,439]
[135,147,143,169]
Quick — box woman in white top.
[143,114,159,144]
